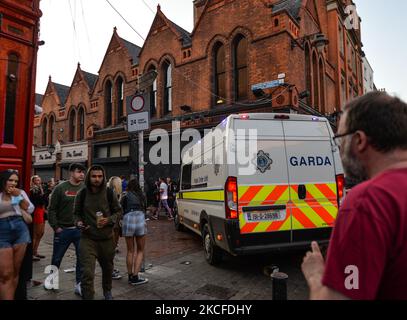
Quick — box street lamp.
[291,32,329,52]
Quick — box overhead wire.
[141,0,155,15]
[68,0,82,62]
[79,0,94,62]
[105,0,145,42]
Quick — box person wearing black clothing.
[166,178,177,210]
[120,179,148,286]
[29,176,48,261]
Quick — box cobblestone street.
[28,212,309,300]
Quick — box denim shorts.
[0,216,31,249]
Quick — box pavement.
[28,211,309,300]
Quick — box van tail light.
[225,176,238,219]
[336,174,345,206]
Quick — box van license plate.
[247,210,285,222]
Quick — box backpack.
[77,187,115,216]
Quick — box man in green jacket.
[48,163,86,296]
[74,165,122,300]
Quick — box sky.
[36,0,407,102]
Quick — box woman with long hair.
[107,176,123,280]
[120,179,148,285]
[0,170,34,300]
[29,175,47,261]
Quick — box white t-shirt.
[160,182,168,200]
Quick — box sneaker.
[32,256,40,261]
[129,275,148,286]
[151,215,158,220]
[104,291,114,300]
[168,216,174,221]
[112,269,122,280]
[74,283,82,297]
[34,254,46,259]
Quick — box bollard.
[271,271,288,300]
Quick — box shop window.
[233,35,248,100]
[3,53,19,144]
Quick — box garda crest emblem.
[254,150,273,173]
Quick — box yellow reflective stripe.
[291,215,303,230]
[238,186,251,199]
[182,190,224,201]
[306,185,338,219]
[327,183,337,195]
[239,186,291,233]
[290,188,328,229]
[280,217,291,231]
[251,185,275,204]
[253,222,270,233]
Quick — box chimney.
[193,0,206,26]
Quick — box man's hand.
[98,217,109,228]
[77,221,89,231]
[55,227,63,234]
[301,241,325,289]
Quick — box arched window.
[3,53,19,144]
[312,52,319,110]
[105,80,113,127]
[48,115,55,145]
[42,118,48,146]
[148,66,157,117]
[319,59,326,114]
[233,36,248,100]
[78,107,85,141]
[305,45,312,105]
[214,43,226,104]
[163,61,172,115]
[69,109,76,142]
[116,77,124,123]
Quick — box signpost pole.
[138,130,144,192]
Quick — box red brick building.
[33,0,365,184]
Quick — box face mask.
[11,195,24,206]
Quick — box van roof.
[229,113,329,122]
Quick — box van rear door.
[282,120,339,241]
[234,119,291,235]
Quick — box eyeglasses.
[333,130,357,146]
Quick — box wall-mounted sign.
[251,79,285,91]
[130,95,145,112]
[61,143,88,163]
[34,150,56,165]
[127,112,150,133]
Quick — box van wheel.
[202,223,222,265]
[174,206,184,232]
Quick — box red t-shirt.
[322,168,407,300]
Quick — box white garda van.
[175,113,345,265]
